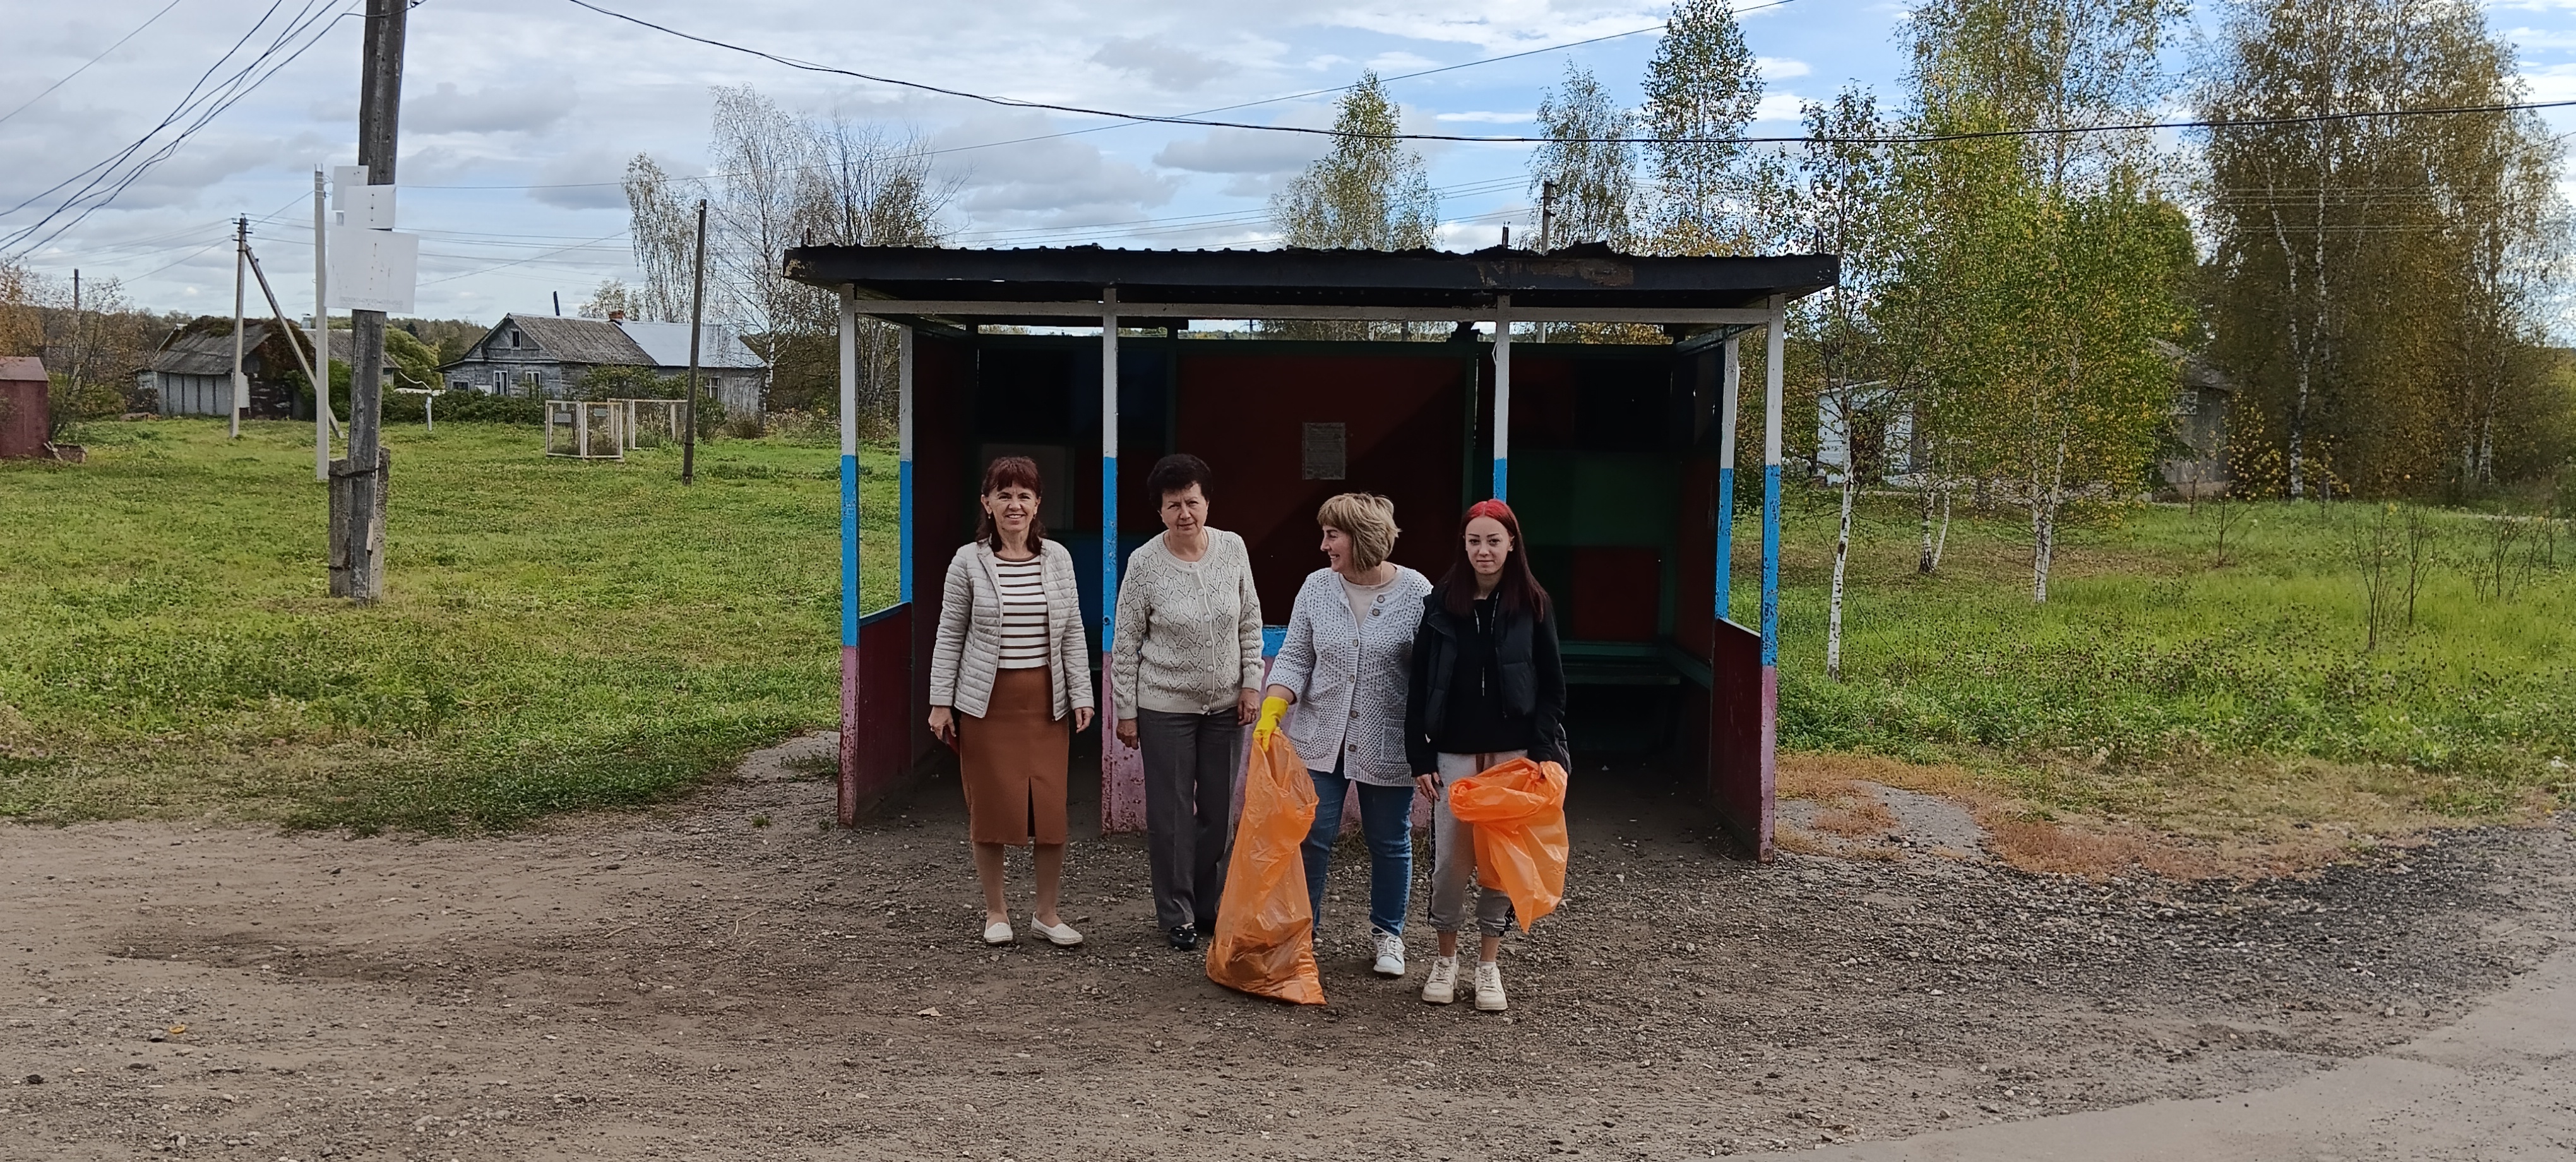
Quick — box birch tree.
[1527,61,1635,250]
[621,155,698,324]
[1895,0,2193,601]
[1638,0,1770,255]
[1269,72,1439,339]
[1779,87,1894,678]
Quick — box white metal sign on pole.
[326,164,416,314]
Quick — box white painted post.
[1492,293,1512,500]
[898,324,915,606]
[1715,335,1741,620]
[1101,287,1143,833]
[1758,294,1786,860]
[230,216,247,440]
[313,169,330,481]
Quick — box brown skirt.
[958,666,1069,846]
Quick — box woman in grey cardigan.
[928,457,1095,949]
[1110,454,1264,952]
[1254,492,1432,979]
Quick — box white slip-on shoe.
[1421,955,1460,1004]
[1030,916,1083,947]
[982,919,1014,945]
[1474,960,1508,1011]
[1371,928,1406,977]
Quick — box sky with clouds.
[5,0,2575,323]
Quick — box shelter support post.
[838,284,862,827]
[898,325,915,606]
[1102,288,1145,832]
[1491,294,1511,501]
[1756,296,1785,860]
[1716,335,1741,620]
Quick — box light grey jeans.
[1428,749,1522,938]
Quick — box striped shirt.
[993,555,1049,669]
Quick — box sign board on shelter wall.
[327,227,418,313]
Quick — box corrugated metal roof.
[615,320,765,369]
[0,356,44,382]
[499,315,653,364]
[781,243,1839,314]
[150,318,302,377]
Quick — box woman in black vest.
[1404,498,1566,1012]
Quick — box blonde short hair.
[1316,493,1400,570]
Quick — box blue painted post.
[1491,294,1512,501]
[1757,296,1784,860]
[897,325,914,606]
[1715,334,1741,623]
[837,285,862,827]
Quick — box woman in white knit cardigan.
[928,457,1094,949]
[1109,453,1265,952]
[1253,492,1432,979]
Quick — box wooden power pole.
[332,0,406,602]
[681,199,707,485]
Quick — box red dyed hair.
[1436,498,1551,619]
[975,455,1048,551]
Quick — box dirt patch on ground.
[3,741,2570,1161]
[1774,753,2455,880]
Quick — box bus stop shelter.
[782,243,1837,859]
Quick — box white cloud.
[406,80,578,136]
[935,112,1181,227]
[1754,93,1806,124]
[1757,57,1811,80]
[1154,127,1327,174]
[1091,37,1225,91]
[1433,110,1535,123]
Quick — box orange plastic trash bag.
[1204,734,1325,1005]
[1446,757,1570,931]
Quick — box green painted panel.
[1511,452,1678,547]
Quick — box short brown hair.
[975,456,1047,551]
[1316,493,1398,570]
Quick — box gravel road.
[3,740,2568,1161]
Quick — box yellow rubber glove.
[1251,695,1289,752]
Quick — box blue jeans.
[1302,764,1414,937]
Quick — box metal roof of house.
[0,356,43,382]
[496,315,654,365]
[616,320,765,369]
[150,319,303,377]
[780,243,1838,327]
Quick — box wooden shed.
[784,244,1836,860]
[0,356,47,459]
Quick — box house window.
[491,369,510,395]
[521,370,544,397]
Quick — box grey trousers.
[1136,707,1239,931]
[1429,750,1521,938]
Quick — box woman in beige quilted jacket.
[928,457,1095,949]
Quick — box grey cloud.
[1090,36,1225,91]
[405,80,575,136]
[933,112,1179,228]
[528,150,633,211]
[1152,127,1325,176]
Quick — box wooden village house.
[439,313,768,418]
[139,317,314,419]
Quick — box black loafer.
[1168,925,1199,951]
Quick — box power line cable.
[0,0,193,128]
[560,0,2576,148]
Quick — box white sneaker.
[1421,955,1459,1004]
[1371,928,1405,977]
[1473,961,1508,1011]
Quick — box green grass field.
[3,419,2568,840]
[1,419,891,832]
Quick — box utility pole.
[68,269,83,397]
[681,198,707,485]
[312,167,331,482]
[334,0,405,602]
[231,216,248,439]
[1535,182,1556,345]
